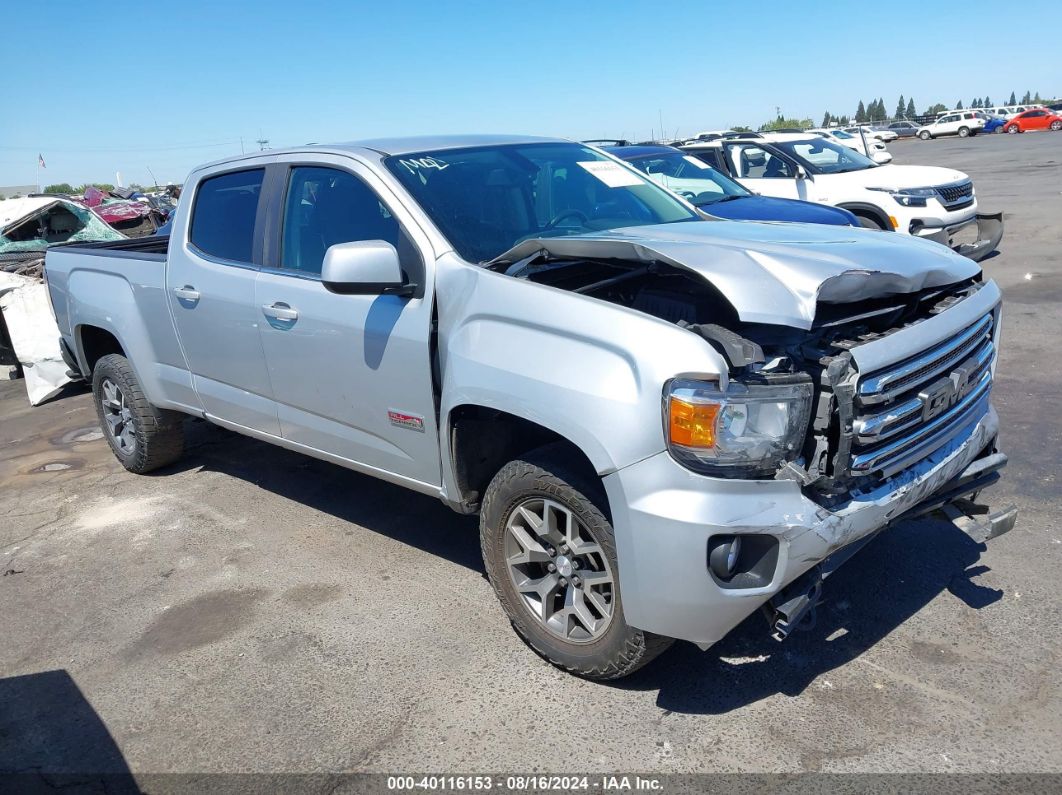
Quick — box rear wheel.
[480,445,673,679]
[958,126,970,138]
[919,130,932,140]
[92,354,185,473]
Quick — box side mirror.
[794,165,810,180]
[321,240,415,296]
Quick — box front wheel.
[480,445,673,679]
[856,214,886,230]
[1006,125,1019,134]
[92,354,185,473]
[1051,121,1062,131]
[918,131,932,140]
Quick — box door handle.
[262,302,298,322]
[173,285,200,302]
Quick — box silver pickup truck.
[44,135,1016,679]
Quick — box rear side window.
[190,168,264,263]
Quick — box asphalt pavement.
[1,131,1060,779]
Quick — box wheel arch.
[837,202,892,230]
[77,324,125,375]
[445,404,606,513]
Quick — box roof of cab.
[350,134,561,155]
[192,134,573,173]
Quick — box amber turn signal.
[668,396,720,448]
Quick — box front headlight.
[867,186,937,207]
[665,376,813,478]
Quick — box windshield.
[831,130,855,139]
[626,152,749,206]
[385,143,699,263]
[771,138,878,174]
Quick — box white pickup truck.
[44,136,1016,679]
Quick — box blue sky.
[2,0,1059,188]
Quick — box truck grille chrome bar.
[848,310,996,478]
[857,314,992,406]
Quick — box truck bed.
[52,235,169,261]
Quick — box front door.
[254,159,441,488]
[724,142,804,199]
[167,166,280,435]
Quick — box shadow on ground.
[164,419,482,572]
[614,516,1001,713]
[0,669,140,792]
[130,417,1004,714]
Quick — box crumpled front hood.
[496,220,981,329]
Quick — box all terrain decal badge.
[387,410,425,432]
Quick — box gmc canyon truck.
[45,136,1017,679]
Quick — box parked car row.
[901,108,1062,140]
[595,130,1002,262]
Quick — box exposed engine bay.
[498,253,986,500]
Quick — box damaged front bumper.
[603,404,1014,647]
[913,211,1004,262]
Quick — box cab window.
[280,166,400,276]
[189,168,264,264]
[727,145,793,178]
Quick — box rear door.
[1021,110,1048,130]
[253,155,441,488]
[167,165,280,435]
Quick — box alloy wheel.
[100,377,137,455]
[504,497,615,643]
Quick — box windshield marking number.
[398,157,450,175]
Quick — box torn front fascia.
[776,347,859,493]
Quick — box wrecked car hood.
[496,221,980,329]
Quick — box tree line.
[821,90,1051,128]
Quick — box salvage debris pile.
[0,187,178,405]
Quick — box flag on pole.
[38,153,46,168]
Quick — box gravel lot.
[2,132,1060,780]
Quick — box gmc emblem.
[919,357,979,422]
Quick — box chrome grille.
[848,311,995,477]
[936,181,974,207]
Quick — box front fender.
[435,254,727,484]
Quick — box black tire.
[1007,125,1018,134]
[856,214,886,230]
[919,130,931,140]
[1051,121,1062,131]
[480,444,673,679]
[92,353,185,473]
[958,126,970,138]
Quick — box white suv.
[808,128,892,163]
[680,132,1002,261]
[917,112,986,139]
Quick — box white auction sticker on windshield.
[576,161,645,188]
[683,155,715,170]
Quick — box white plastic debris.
[0,272,73,405]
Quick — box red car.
[1004,108,1062,133]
